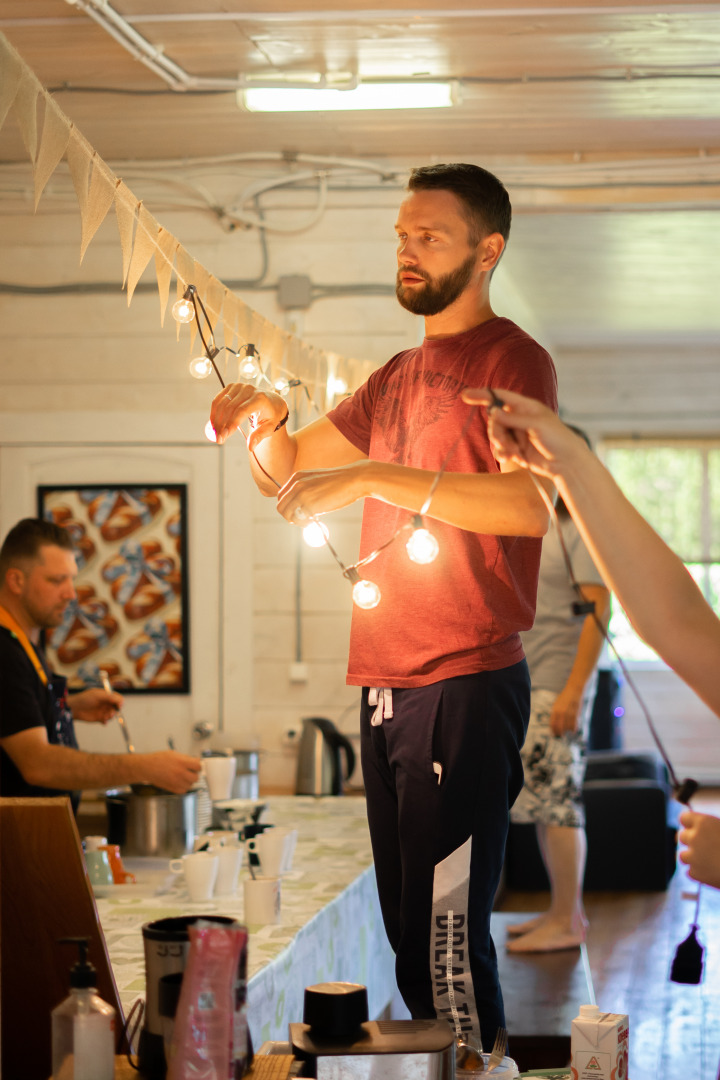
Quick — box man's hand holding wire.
[210,383,288,449]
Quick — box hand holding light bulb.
[209,383,289,448]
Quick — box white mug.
[215,844,244,897]
[243,875,281,927]
[169,851,219,901]
[247,827,297,877]
[203,756,237,802]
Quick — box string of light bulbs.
[173,285,322,441]
[173,283,465,609]
[177,282,703,978]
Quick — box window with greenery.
[602,441,720,661]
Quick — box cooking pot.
[106,784,200,858]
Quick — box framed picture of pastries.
[37,484,190,693]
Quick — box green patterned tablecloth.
[94,796,398,1046]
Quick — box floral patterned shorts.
[511,686,590,828]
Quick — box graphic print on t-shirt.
[375,370,465,459]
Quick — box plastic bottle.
[52,937,115,1080]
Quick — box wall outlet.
[289,662,309,683]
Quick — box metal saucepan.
[106,784,201,858]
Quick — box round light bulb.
[204,420,218,443]
[352,578,381,610]
[240,357,260,379]
[172,297,195,324]
[303,520,329,548]
[406,527,439,565]
[189,355,213,379]
[327,375,348,398]
[274,377,290,396]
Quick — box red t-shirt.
[327,316,558,688]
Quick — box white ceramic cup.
[215,844,244,896]
[203,756,237,802]
[243,875,281,927]
[169,851,219,901]
[247,827,298,877]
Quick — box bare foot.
[506,914,548,937]
[506,918,587,953]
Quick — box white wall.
[1,178,718,787]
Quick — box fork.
[485,1027,508,1074]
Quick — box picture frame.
[36,484,190,693]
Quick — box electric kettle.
[295,717,356,796]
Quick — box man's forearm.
[21,743,159,791]
[249,429,299,495]
[365,460,552,537]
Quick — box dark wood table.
[491,912,592,1072]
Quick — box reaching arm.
[0,726,202,794]
[463,386,720,718]
[276,457,553,537]
[549,582,610,736]
[210,381,553,535]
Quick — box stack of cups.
[170,835,244,902]
[242,826,297,928]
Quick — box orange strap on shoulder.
[0,605,49,687]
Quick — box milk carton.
[570,1004,629,1080]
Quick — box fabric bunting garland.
[0,31,373,408]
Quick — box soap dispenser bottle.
[52,937,115,1080]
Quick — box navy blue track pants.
[360,661,530,1051]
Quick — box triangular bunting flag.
[236,301,252,349]
[126,203,159,305]
[79,154,118,263]
[192,261,212,308]
[250,311,266,358]
[222,288,240,354]
[206,274,225,329]
[114,181,138,286]
[263,323,285,370]
[175,244,195,299]
[155,227,179,326]
[191,260,213,350]
[33,96,71,210]
[14,69,40,163]
[0,36,23,132]
[66,128,92,214]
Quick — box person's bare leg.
[506,823,553,936]
[507,823,588,952]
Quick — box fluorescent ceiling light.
[241,82,455,113]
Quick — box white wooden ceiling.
[1,0,720,353]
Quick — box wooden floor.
[497,788,720,1080]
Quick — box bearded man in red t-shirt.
[211,163,558,1053]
